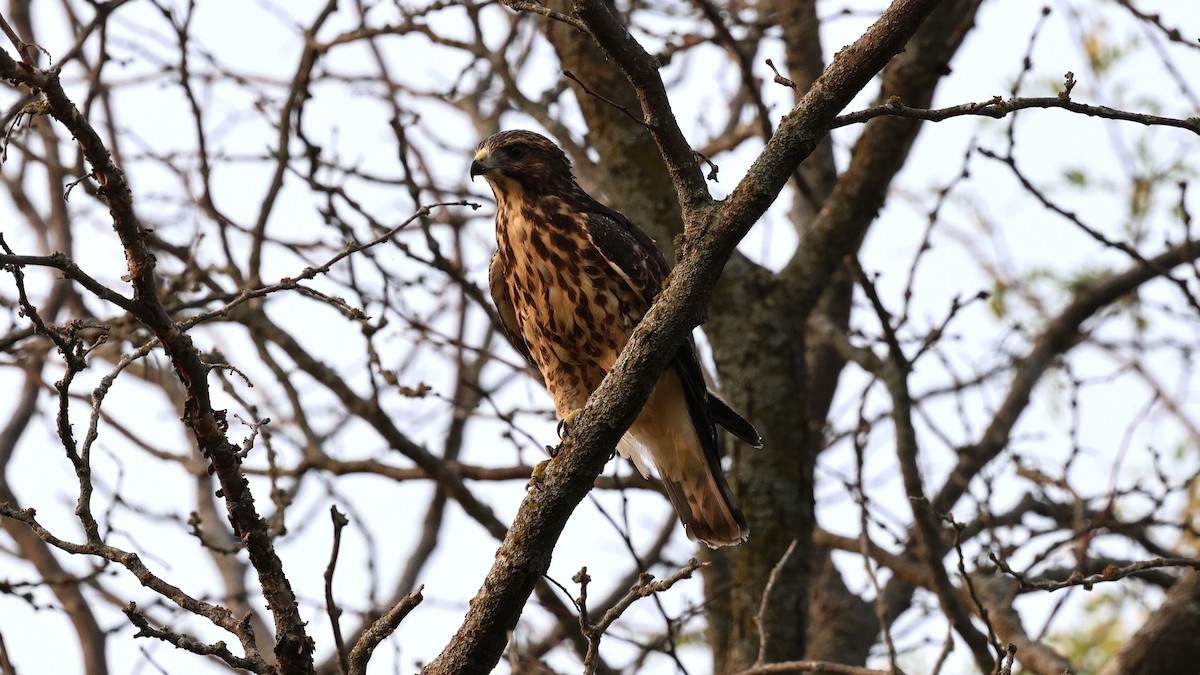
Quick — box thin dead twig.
[347,586,424,675]
[325,506,351,675]
[575,559,704,675]
[754,539,799,667]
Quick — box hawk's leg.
[528,409,583,492]
[556,408,584,438]
[527,445,558,491]
[527,455,553,492]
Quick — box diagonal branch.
[422,1,947,672]
[0,503,267,669]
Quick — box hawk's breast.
[496,197,645,414]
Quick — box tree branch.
[848,258,997,673]
[831,92,1200,135]
[422,1,948,672]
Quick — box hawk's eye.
[507,145,528,160]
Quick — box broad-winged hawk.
[471,130,761,547]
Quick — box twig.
[1112,0,1200,50]
[0,241,138,309]
[997,643,1017,675]
[0,504,268,666]
[0,10,41,65]
[186,511,244,555]
[693,150,719,182]
[0,38,318,671]
[977,146,1200,316]
[232,415,270,460]
[1009,7,1053,105]
[933,240,1200,515]
[847,256,996,672]
[764,58,798,93]
[563,70,652,130]
[974,576,1074,674]
[575,559,704,675]
[930,625,954,675]
[347,586,424,675]
[831,94,1200,135]
[754,540,798,667]
[499,0,592,35]
[944,514,1003,671]
[731,661,892,675]
[853,425,900,673]
[177,200,479,332]
[122,602,264,672]
[991,553,1200,592]
[325,507,351,675]
[0,236,94,368]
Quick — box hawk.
[471,130,761,547]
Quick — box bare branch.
[0,34,315,672]
[499,0,592,35]
[122,602,266,672]
[832,93,1200,136]
[731,661,892,675]
[325,507,351,675]
[847,257,996,672]
[347,587,424,675]
[575,559,704,675]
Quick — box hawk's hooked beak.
[470,149,489,182]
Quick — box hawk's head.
[470,130,574,198]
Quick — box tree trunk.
[1098,571,1200,675]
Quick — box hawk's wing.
[584,207,727,447]
[584,205,670,303]
[709,392,762,447]
[584,207,762,448]
[489,252,538,371]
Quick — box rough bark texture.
[1097,571,1200,675]
[542,0,682,255]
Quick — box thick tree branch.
[422,1,947,672]
[1098,570,1200,675]
[568,0,715,217]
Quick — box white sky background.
[1,0,1199,673]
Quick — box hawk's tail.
[660,465,749,548]
[619,432,749,547]
[619,371,750,548]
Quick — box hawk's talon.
[557,408,584,439]
[527,457,553,492]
